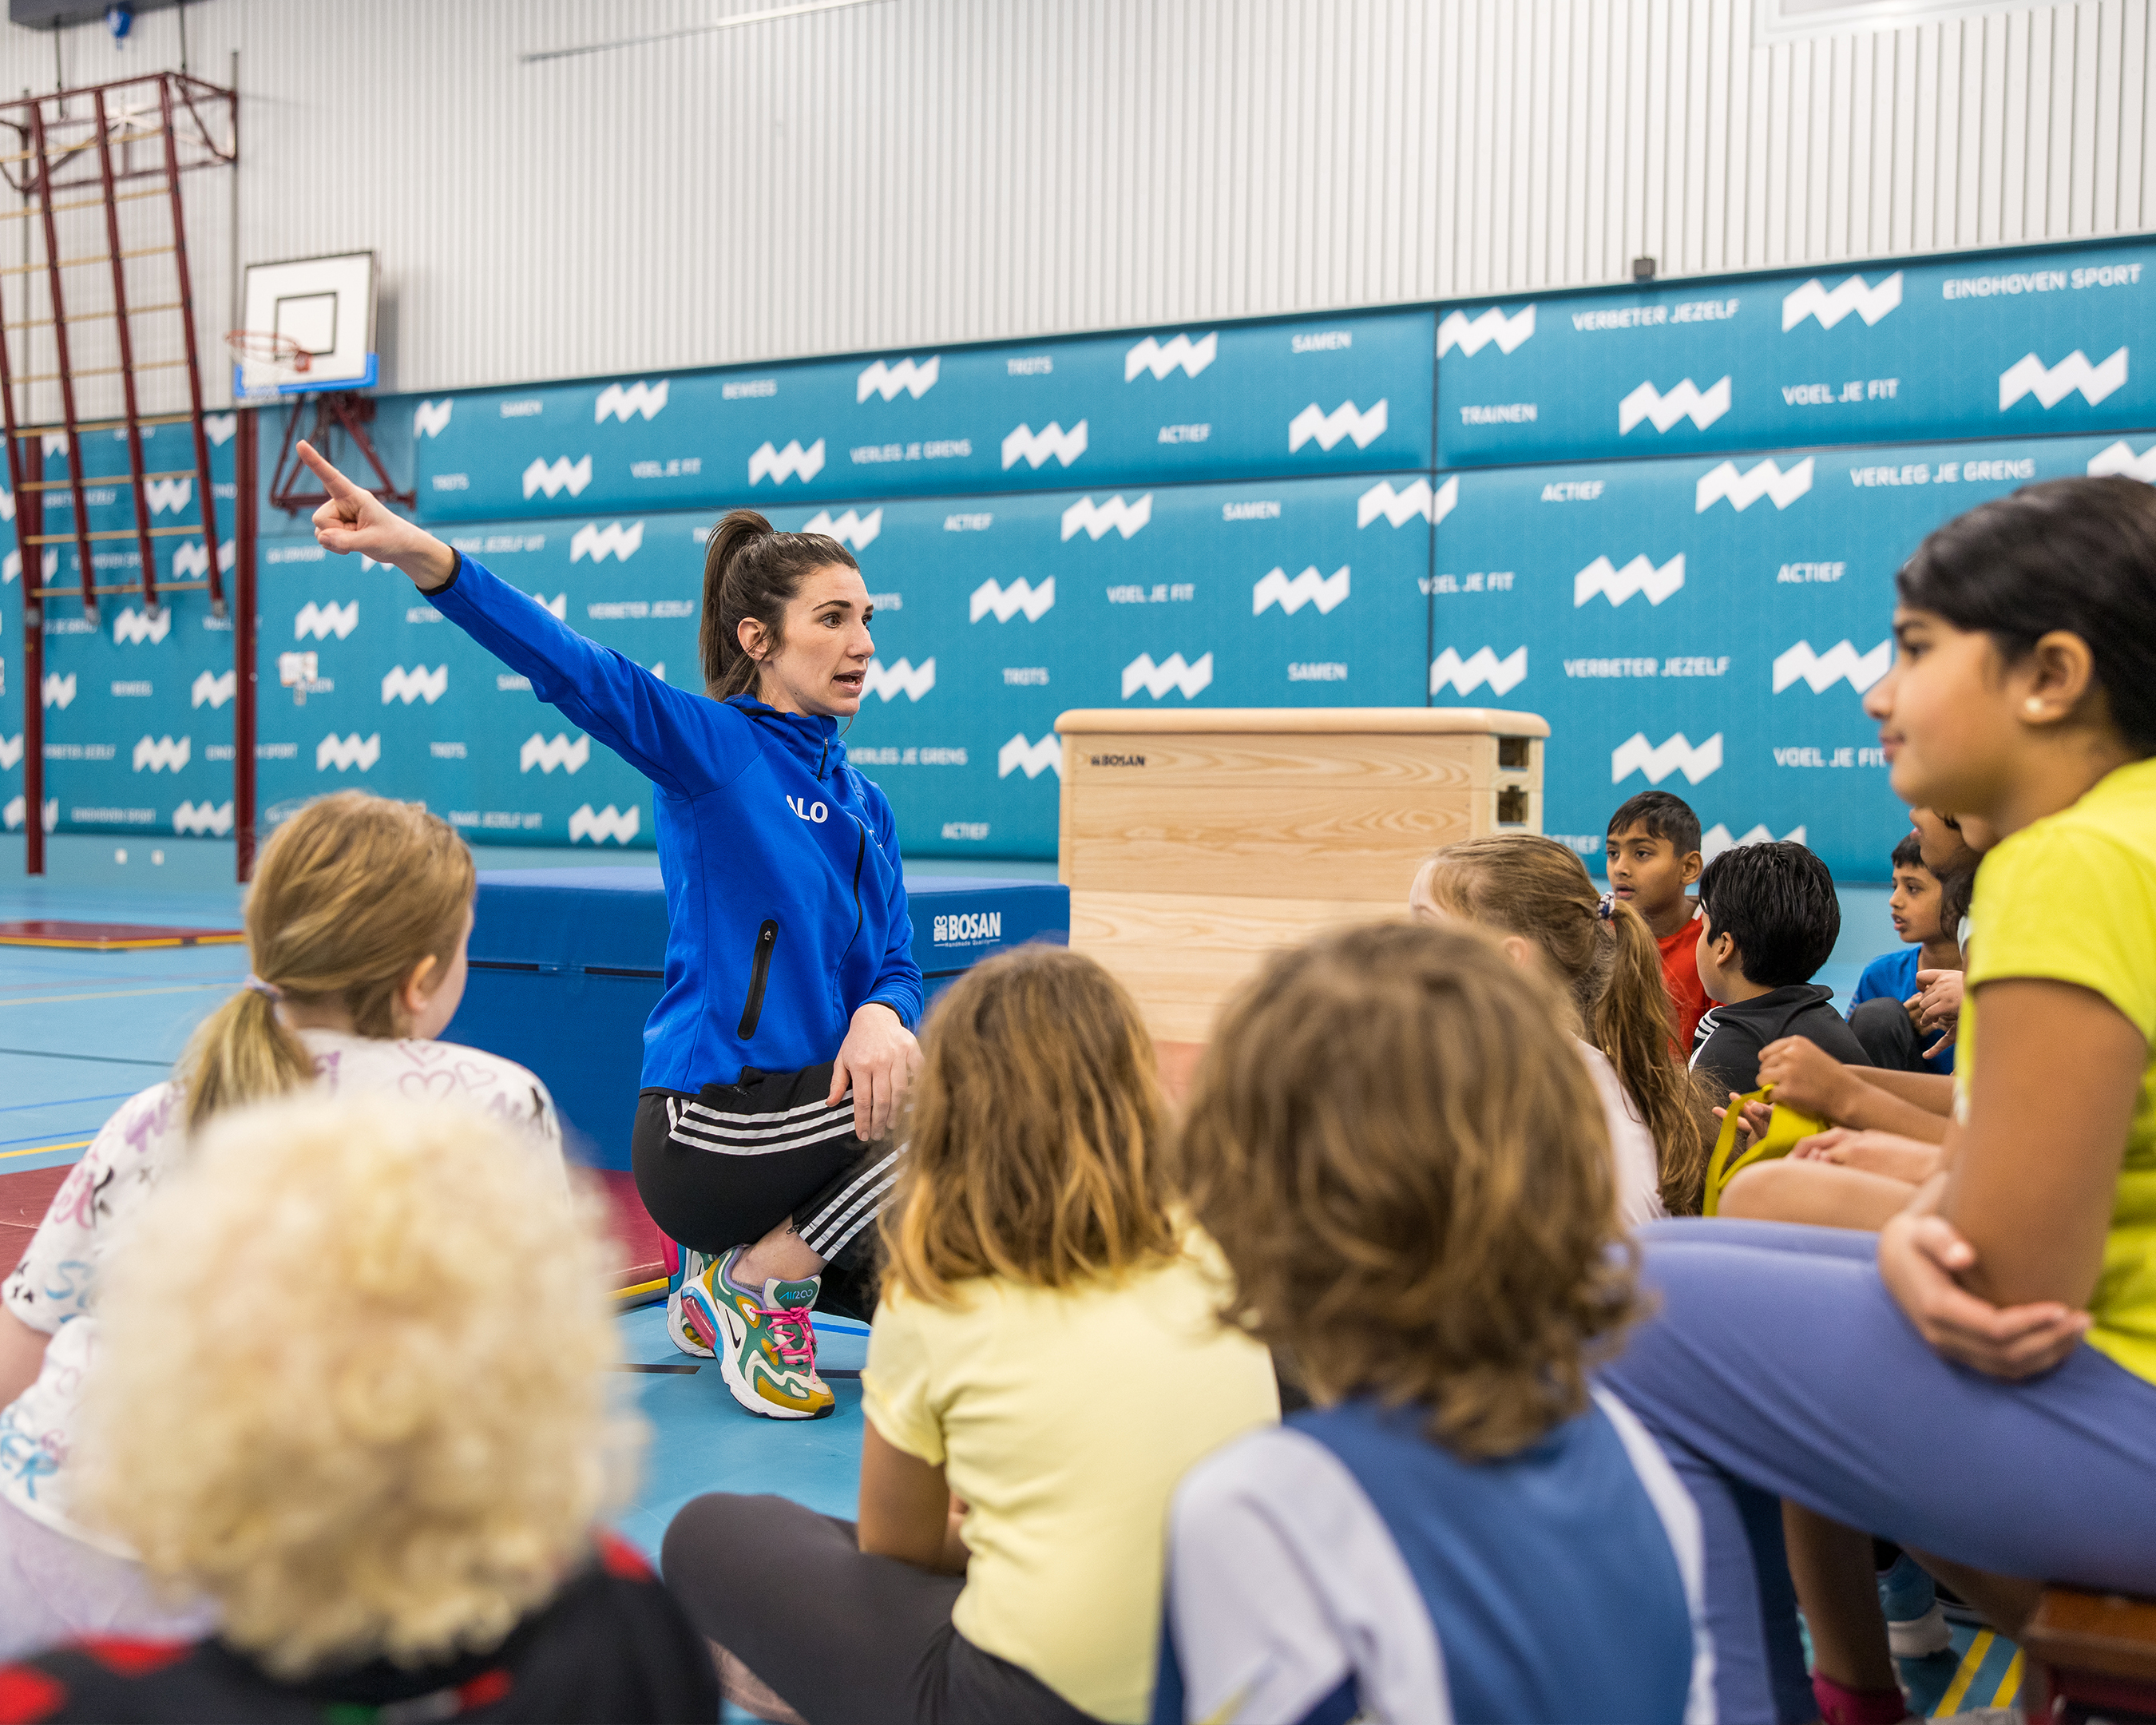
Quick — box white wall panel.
[0,0,2146,399]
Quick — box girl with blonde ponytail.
[0,791,563,1657]
[1411,834,1709,1222]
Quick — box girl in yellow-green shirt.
[1601,474,2156,1725]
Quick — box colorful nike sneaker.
[664,1244,717,1359]
[684,1247,834,1420]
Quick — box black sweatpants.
[661,1495,1102,1725]
[633,1063,898,1321]
[1847,994,1940,1073]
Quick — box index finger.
[295,438,369,504]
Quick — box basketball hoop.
[225,328,310,402]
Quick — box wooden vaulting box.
[1056,707,1551,1045]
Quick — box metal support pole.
[93,85,158,614]
[158,74,221,614]
[26,97,96,620]
[234,401,256,880]
[18,479,41,873]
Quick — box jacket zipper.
[737,918,779,1040]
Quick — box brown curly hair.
[1176,922,1642,1459]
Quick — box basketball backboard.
[234,251,378,399]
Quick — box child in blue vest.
[1846,831,1967,1075]
[1153,922,1710,1725]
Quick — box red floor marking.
[0,1164,73,1282]
[0,921,244,951]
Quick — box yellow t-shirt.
[861,1244,1279,1723]
[1960,755,2156,1383]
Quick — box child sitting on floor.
[661,944,1279,1725]
[1152,922,1709,1725]
[1605,789,1712,1051]
[0,1093,715,1720]
[1846,832,1967,1075]
[0,792,563,1656]
[1689,839,1871,1098]
[1413,833,1706,1221]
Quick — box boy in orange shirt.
[1605,791,1712,1051]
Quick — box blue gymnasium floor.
[0,835,2019,1715]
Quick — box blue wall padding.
[447,868,1069,1168]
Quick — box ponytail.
[699,509,862,699]
[179,986,315,1135]
[177,792,477,1136]
[1593,899,1708,1215]
[1419,835,1706,1214]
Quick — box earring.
[2025,697,2045,716]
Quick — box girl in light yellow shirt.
[660,945,1278,1725]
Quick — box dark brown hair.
[881,944,1182,1304]
[699,509,861,699]
[1420,834,1709,1215]
[1178,922,1640,1459]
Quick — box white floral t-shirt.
[0,1030,562,1549]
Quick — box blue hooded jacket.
[430,553,921,1092]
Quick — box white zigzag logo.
[1773,638,1892,694]
[0,483,11,521]
[969,577,1053,623]
[748,439,826,485]
[1437,304,1536,356]
[112,605,172,644]
[522,454,593,499]
[317,732,381,772]
[1702,822,1807,861]
[1574,553,1685,608]
[1611,731,1722,786]
[191,669,236,709]
[570,803,641,844]
[172,799,233,836]
[133,734,190,773]
[804,508,884,550]
[413,399,454,438]
[862,657,935,702]
[145,478,192,515]
[1999,347,2129,411]
[857,358,937,402]
[381,664,449,705]
[1061,494,1151,541]
[294,601,359,641]
[1357,475,1455,528]
[1619,376,1732,434]
[42,673,75,709]
[2088,441,2156,482]
[1122,652,1213,700]
[570,521,644,563]
[1696,456,1813,514]
[1002,422,1088,470]
[40,433,64,458]
[171,539,235,581]
[1125,334,1216,380]
[3,794,58,832]
[203,414,236,446]
[1781,272,1903,331]
[997,734,1061,779]
[0,733,19,769]
[1430,646,1528,696]
[1253,565,1350,617]
[531,592,568,620]
[3,547,57,586]
[595,380,669,422]
[1289,399,1387,452]
[520,732,590,774]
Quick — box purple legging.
[1598,1218,2156,1725]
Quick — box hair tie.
[244,975,283,1001]
[1596,892,1618,922]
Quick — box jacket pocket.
[737,918,779,1040]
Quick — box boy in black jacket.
[1690,839,1872,1095]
